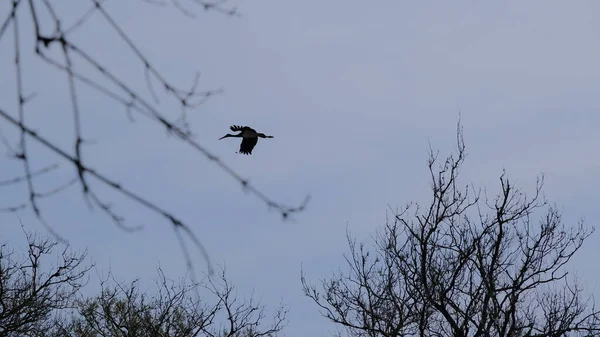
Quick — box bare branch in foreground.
[0,0,308,277]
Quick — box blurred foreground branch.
[0,0,308,276]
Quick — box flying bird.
[219,125,274,155]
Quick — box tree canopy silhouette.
[0,228,91,336]
[0,229,287,337]
[302,124,599,337]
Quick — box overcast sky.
[1,1,600,336]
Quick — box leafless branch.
[0,0,308,278]
[0,229,93,336]
[302,122,599,337]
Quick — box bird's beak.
[218,135,227,140]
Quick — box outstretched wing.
[230,125,255,133]
[239,137,258,155]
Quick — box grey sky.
[1,1,600,336]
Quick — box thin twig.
[0,0,20,44]
[64,1,104,36]
[0,164,59,187]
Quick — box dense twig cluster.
[49,266,287,337]
[301,124,600,337]
[0,227,92,336]
[0,0,308,276]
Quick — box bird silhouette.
[219,125,274,155]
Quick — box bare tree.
[48,265,287,337]
[0,229,92,337]
[0,0,308,274]
[301,123,600,337]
